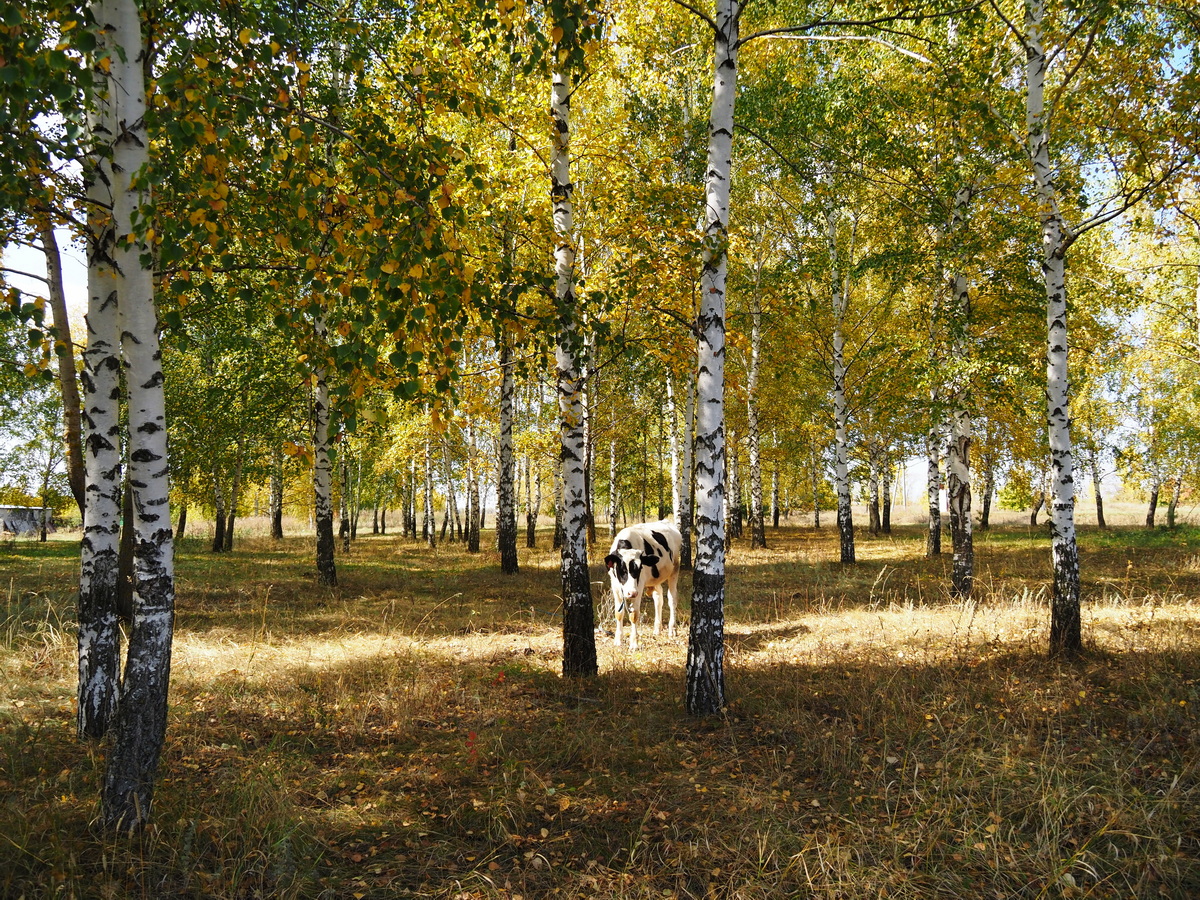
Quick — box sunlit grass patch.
[0,525,1198,898]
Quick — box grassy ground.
[1,522,1198,899]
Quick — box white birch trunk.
[313,317,337,586]
[680,373,695,569]
[748,280,765,549]
[78,0,121,740]
[1026,0,1081,654]
[826,195,855,564]
[810,444,821,530]
[771,462,780,529]
[525,452,536,547]
[270,446,284,540]
[423,434,435,549]
[608,430,619,537]
[210,467,227,552]
[497,335,518,573]
[687,0,737,715]
[443,442,461,543]
[727,429,741,540]
[881,458,892,534]
[667,371,681,525]
[100,0,176,830]
[223,437,244,551]
[466,416,481,552]
[582,334,596,546]
[926,425,942,556]
[552,70,596,678]
[867,446,881,535]
[1090,451,1105,529]
[946,185,974,597]
[1167,473,1182,529]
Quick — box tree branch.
[762,33,932,64]
[738,4,982,48]
[0,267,50,286]
[1067,154,1197,248]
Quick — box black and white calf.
[604,520,682,650]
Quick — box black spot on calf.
[651,530,673,559]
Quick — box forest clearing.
[3,520,1198,899]
[3,0,1199,886]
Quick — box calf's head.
[605,542,662,604]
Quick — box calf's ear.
[604,554,618,569]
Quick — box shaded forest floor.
[2,523,1199,899]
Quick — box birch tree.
[497,333,519,573]
[553,64,597,678]
[685,0,739,715]
[944,183,975,596]
[991,0,1196,653]
[77,0,122,742]
[746,230,767,550]
[91,0,175,831]
[313,315,337,586]
[825,186,856,564]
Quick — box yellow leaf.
[551,26,564,44]
[408,264,423,279]
[380,260,399,275]
[270,41,281,55]
[289,126,302,141]
[194,55,209,69]
[238,28,253,45]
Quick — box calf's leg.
[628,596,640,650]
[665,572,679,637]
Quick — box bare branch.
[0,267,50,286]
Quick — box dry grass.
[1,522,1198,899]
